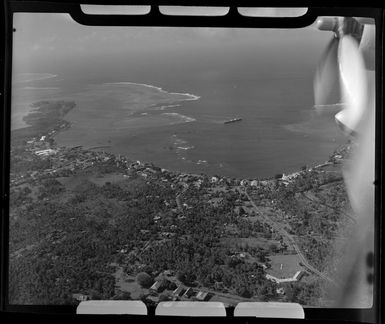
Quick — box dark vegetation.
[9,174,279,304]
[9,100,351,306]
[248,167,350,272]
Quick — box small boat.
[224,118,242,124]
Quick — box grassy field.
[88,173,129,186]
[56,172,129,189]
[266,254,303,278]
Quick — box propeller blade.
[332,69,375,310]
[335,35,368,134]
[314,17,375,314]
[359,24,375,71]
[314,36,339,106]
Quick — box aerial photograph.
[8,11,373,308]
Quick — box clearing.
[266,254,303,279]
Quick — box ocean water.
[11,72,345,179]
[11,28,346,179]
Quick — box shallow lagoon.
[12,72,346,179]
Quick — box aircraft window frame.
[0,1,382,323]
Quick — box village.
[11,133,322,303]
[9,101,351,306]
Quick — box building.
[164,270,174,276]
[195,291,210,301]
[281,172,301,182]
[150,281,162,293]
[182,287,196,298]
[72,293,89,302]
[173,286,186,297]
[276,287,285,295]
[151,278,171,294]
[293,271,306,281]
[250,180,259,187]
[160,232,175,238]
[240,179,249,186]
[265,270,305,284]
[35,149,57,156]
[214,281,224,291]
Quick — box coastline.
[9,99,352,306]
[13,79,346,180]
[11,99,350,185]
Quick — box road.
[237,187,335,284]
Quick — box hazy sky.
[12,12,331,74]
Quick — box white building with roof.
[265,270,304,284]
[250,180,259,187]
[35,149,57,156]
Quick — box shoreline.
[9,99,352,306]
[11,99,350,185]
[12,81,346,180]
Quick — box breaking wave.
[103,81,200,101]
[162,112,196,123]
[13,73,58,84]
